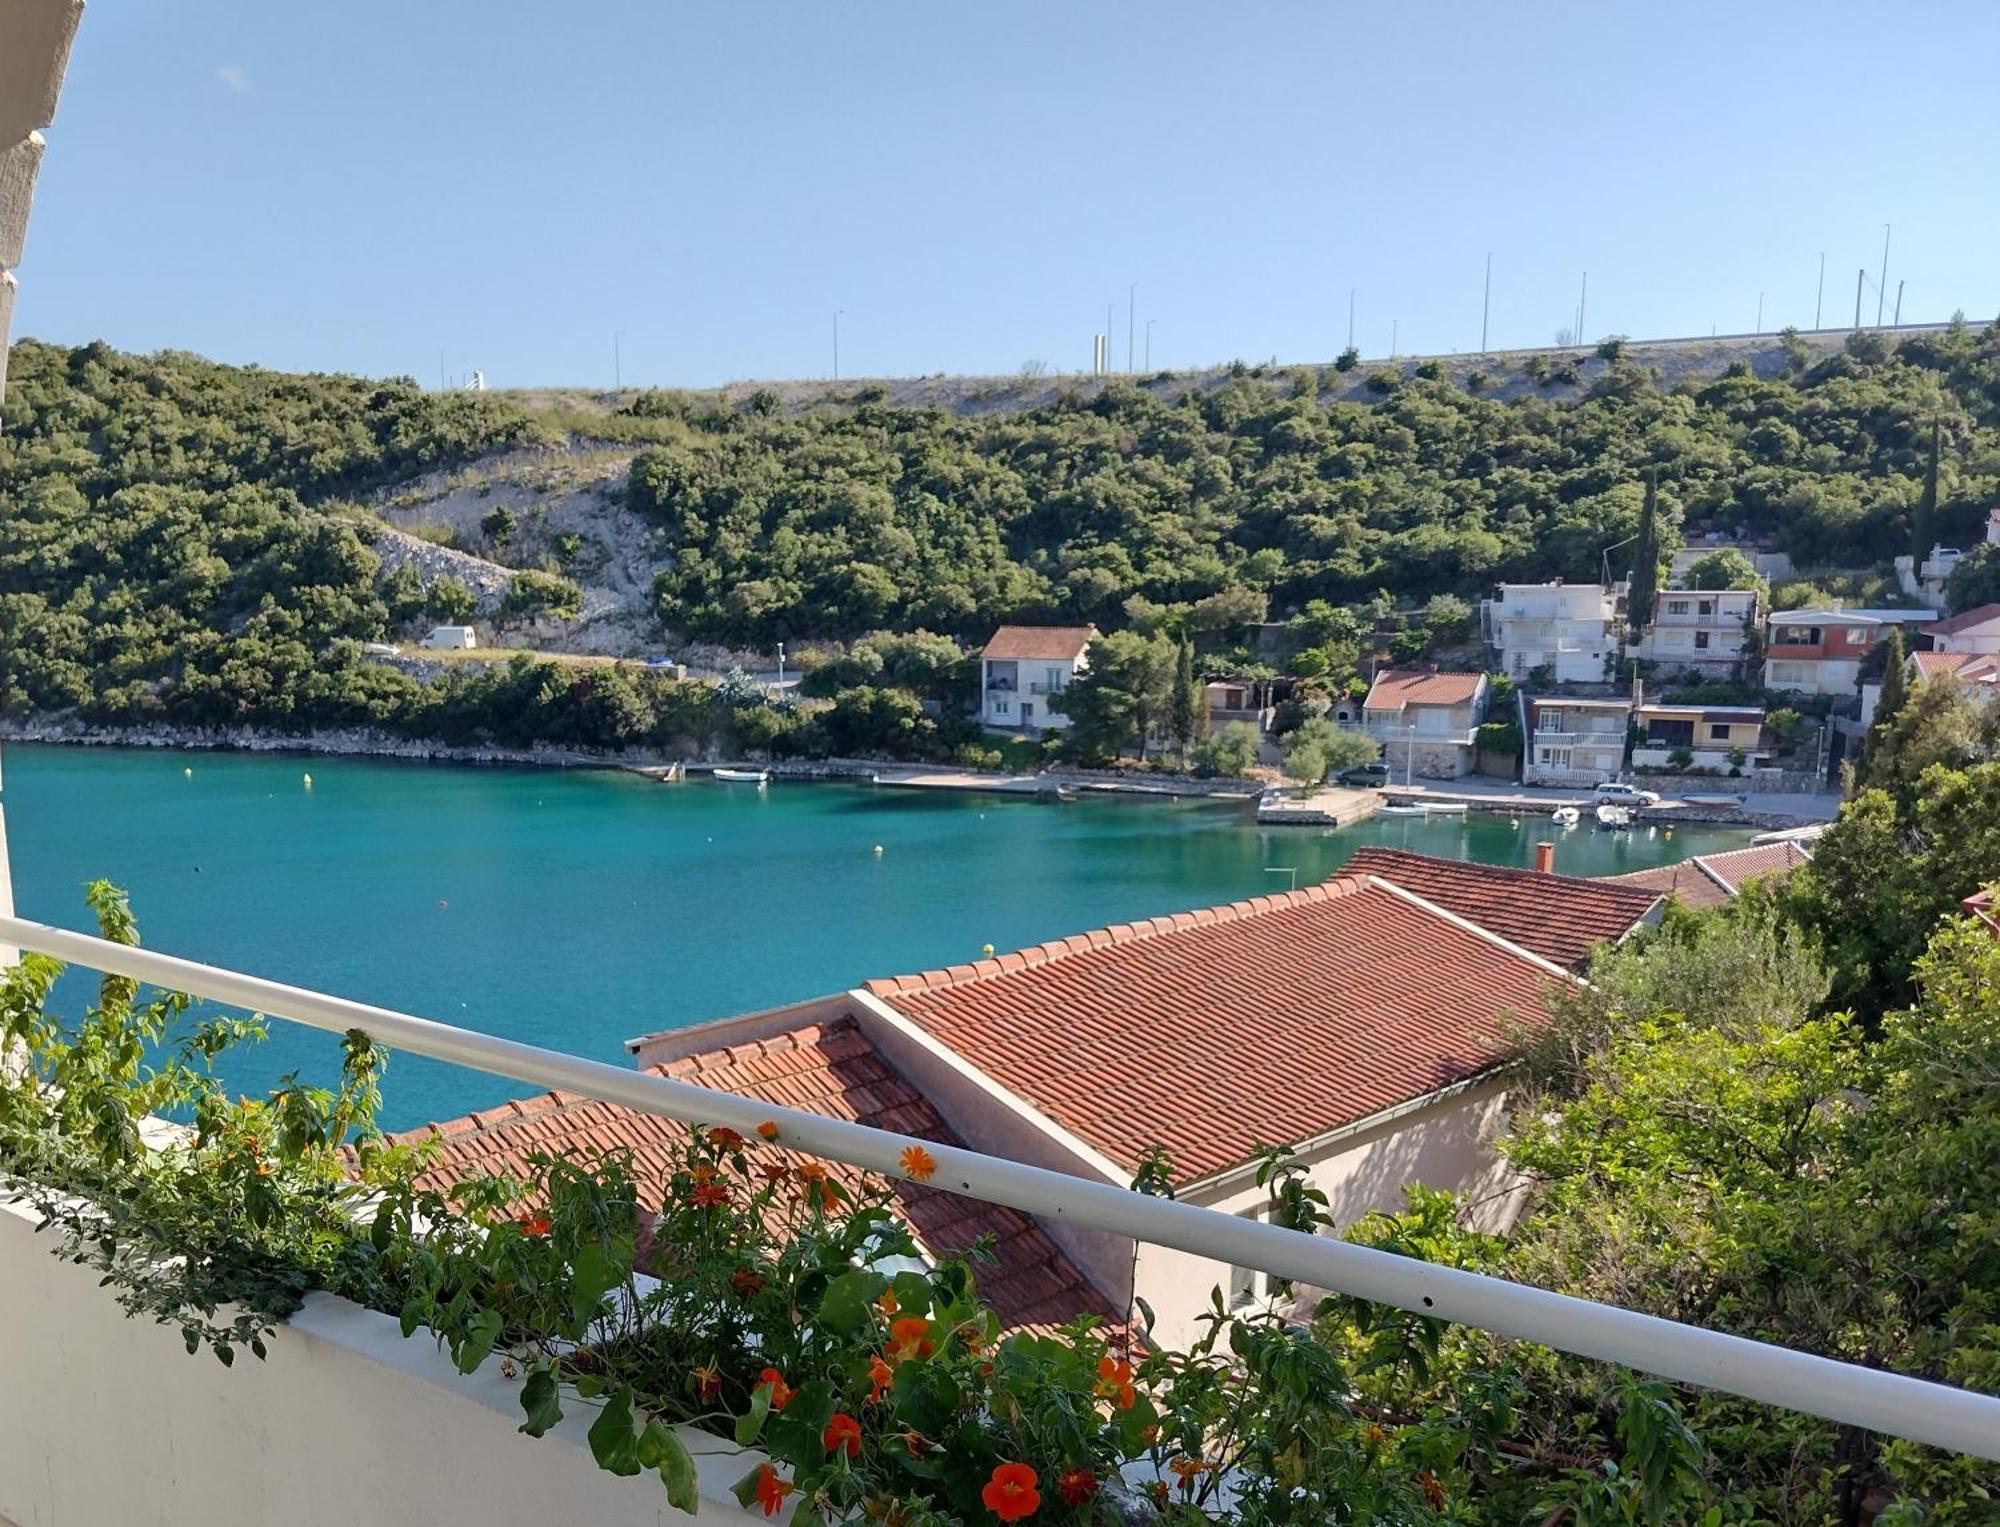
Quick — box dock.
[1255,786,1382,827]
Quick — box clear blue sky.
[19,0,2000,388]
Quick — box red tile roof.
[982,624,1097,661]
[1602,840,1813,910]
[868,875,1561,1184]
[1338,848,1660,969]
[381,1017,1121,1336]
[1363,668,1486,710]
[1923,603,2000,638]
[1913,649,2000,683]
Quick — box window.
[1710,723,1730,741]
[1045,666,1064,691]
[1667,599,1690,615]
[1698,599,1714,616]
[1227,1209,1268,1308]
[1541,748,1572,768]
[1845,628,1868,646]
[992,696,1011,716]
[1770,662,1807,685]
[1694,630,1710,650]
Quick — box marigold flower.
[690,1163,718,1185]
[1169,1456,1209,1495]
[753,1463,792,1517]
[816,1180,840,1213]
[691,1362,722,1403]
[759,1161,791,1184]
[1417,1471,1446,1511]
[1058,1467,1098,1505]
[756,1367,794,1410]
[899,1143,936,1182]
[886,1317,935,1364]
[516,1211,552,1238]
[795,1160,828,1184]
[692,1181,730,1210]
[822,1411,863,1459]
[866,1354,895,1403]
[981,1462,1040,1522]
[1095,1354,1136,1410]
[756,1120,781,1141]
[707,1126,746,1151]
[730,1267,767,1298]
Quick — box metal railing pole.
[2,911,1998,1461]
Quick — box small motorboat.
[712,768,770,785]
[1423,801,1468,816]
[1550,806,1580,829]
[1378,803,1427,818]
[1594,803,1632,830]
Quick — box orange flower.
[707,1126,746,1151]
[1359,1422,1387,1448]
[516,1211,552,1238]
[955,1320,986,1356]
[822,1411,863,1459]
[759,1161,791,1184]
[795,1160,828,1184]
[691,1362,722,1403]
[816,1180,840,1213]
[1095,1354,1136,1410]
[866,1354,895,1403]
[756,1367,794,1411]
[254,1160,274,1178]
[875,1288,899,1316]
[886,1317,935,1365]
[982,1462,1040,1522]
[1417,1472,1446,1511]
[692,1181,730,1210]
[899,1144,936,1182]
[756,1120,781,1141]
[753,1463,792,1517]
[899,1427,929,1459]
[1058,1467,1098,1506]
[690,1163,718,1185]
[1169,1456,1209,1495]
[730,1267,767,1299]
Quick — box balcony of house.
[1,912,1999,1523]
[982,660,1019,692]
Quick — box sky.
[17,1,2000,389]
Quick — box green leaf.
[817,1267,887,1337]
[587,1384,644,1476]
[569,1241,621,1333]
[454,1307,502,1375]
[647,1422,699,1514]
[517,1366,563,1437]
[734,1379,772,1446]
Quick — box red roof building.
[980,625,1097,662]
[1602,840,1814,911]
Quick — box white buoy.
[982,943,995,956]
[183,767,193,778]
[302,773,313,788]
[873,844,884,856]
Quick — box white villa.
[1523,695,1631,787]
[1484,582,1620,685]
[1764,607,1936,697]
[979,624,1095,731]
[1636,587,1759,679]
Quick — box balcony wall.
[0,1194,764,1527]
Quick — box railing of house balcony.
[1531,729,1623,746]
[1,909,1998,1462]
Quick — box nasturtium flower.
[516,1211,552,1238]
[756,1367,794,1410]
[1058,1467,1098,1505]
[822,1411,863,1458]
[1094,1354,1136,1410]
[876,1288,899,1316]
[730,1267,767,1298]
[1169,1456,1209,1495]
[866,1354,895,1403]
[691,1362,722,1403]
[899,1143,937,1182]
[753,1463,793,1517]
[886,1317,935,1364]
[981,1462,1040,1521]
[795,1160,828,1184]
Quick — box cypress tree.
[1860,626,1909,786]
[1627,471,1660,640]
[1911,416,1940,564]
[1170,634,1201,760]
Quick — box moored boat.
[712,768,770,785]
[1594,803,1632,830]
[1550,805,1580,828]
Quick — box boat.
[1423,801,1468,817]
[1594,803,1632,830]
[712,768,770,785]
[1551,805,1580,828]
[1377,803,1427,818]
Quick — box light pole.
[776,643,786,688]
[1877,225,1890,327]
[833,311,843,381]
[1144,319,1155,371]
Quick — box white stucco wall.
[1130,1081,1525,1351]
[0,1195,770,1527]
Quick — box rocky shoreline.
[0,719,658,772]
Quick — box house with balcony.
[1631,702,1766,773]
[978,624,1094,731]
[1635,587,1759,679]
[1356,668,1489,778]
[1763,607,1937,697]
[1523,695,1631,786]
[1483,581,1620,685]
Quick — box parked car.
[1592,781,1662,808]
[1337,762,1390,788]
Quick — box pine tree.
[1626,471,1660,641]
[1170,634,1202,760]
[1911,416,1940,564]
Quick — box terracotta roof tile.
[1363,668,1487,710]
[1603,841,1812,909]
[1913,649,2000,683]
[1339,848,1659,969]
[1923,603,2000,638]
[874,876,1560,1184]
[377,1017,1121,1337]
[981,624,1097,661]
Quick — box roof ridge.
[1343,845,1657,901]
[1360,875,1579,983]
[863,873,1377,998]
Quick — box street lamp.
[1144,319,1155,371]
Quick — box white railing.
[2,909,1998,1462]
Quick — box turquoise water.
[3,745,1749,1129]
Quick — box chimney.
[1534,841,1556,875]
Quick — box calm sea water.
[3,745,1749,1129]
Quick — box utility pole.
[1854,268,1864,330]
[1577,271,1588,346]
[833,310,842,380]
[1347,288,1355,352]
[1755,292,1763,333]
[1126,284,1135,373]
[1144,318,1155,371]
[1815,253,1825,329]
[1894,279,1904,326]
[1390,318,1397,358]
[1877,224,1891,326]
[1481,252,1492,352]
